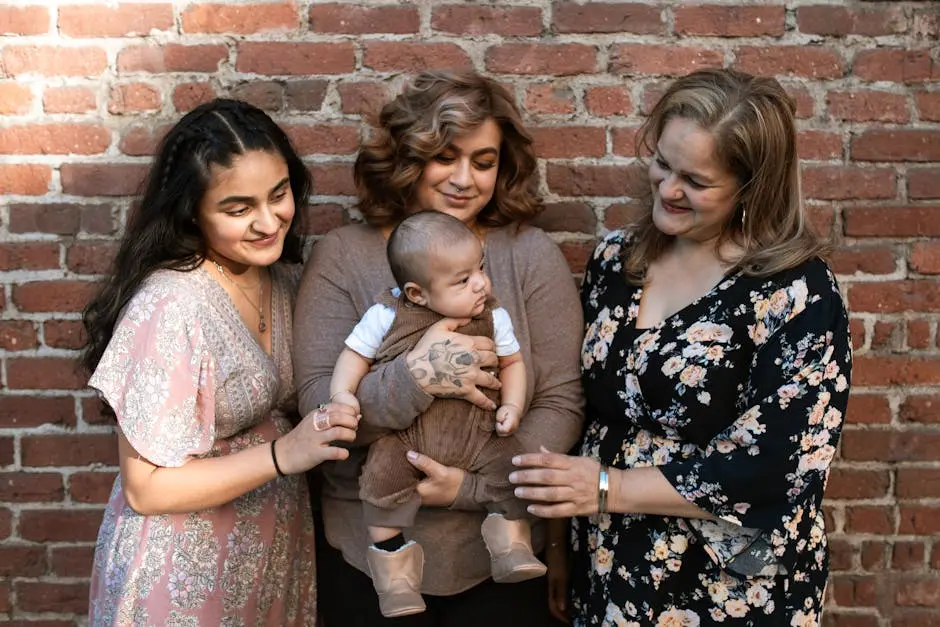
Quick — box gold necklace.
[211,260,267,333]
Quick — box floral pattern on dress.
[88,264,317,626]
[572,230,852,626]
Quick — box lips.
[442,192,475,205]
[661,200,691,214]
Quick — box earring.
[740,206,747,229]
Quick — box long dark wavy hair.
[354,70,542,228]
[81,98,310,374]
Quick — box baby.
[330,211,545,618]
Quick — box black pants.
[315,517,563,627]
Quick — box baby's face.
[421,238,491,318]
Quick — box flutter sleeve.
[88,278,216,468]
[659,265,852,577]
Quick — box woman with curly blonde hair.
[294,70,583,626]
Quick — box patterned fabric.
[572,231,852,627]
[87,264,317,627]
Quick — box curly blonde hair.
[624,68,829,283]
[354,70,541,228]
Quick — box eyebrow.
[654,148,718,185]
[445,144,499,158]
[217,177,290,206]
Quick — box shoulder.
[588,229,633,275]
[271,261,303,294]
[496,223,558,255]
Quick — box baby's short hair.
[387,211,478,288]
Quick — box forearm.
[498,357,526,411]
[331,348,372,397]
[611,466,716,520]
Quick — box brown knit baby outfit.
[358,292,527,529]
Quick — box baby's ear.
[403,282,427,306]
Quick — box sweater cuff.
[449,472,487,512]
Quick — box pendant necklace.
[211,260,267,333]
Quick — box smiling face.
[197,149,295,275]
[649,117,741,245]
[405,237,491,319]
[413,118,501,230]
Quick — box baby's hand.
[330,390,360,414]
[495,404,522,436]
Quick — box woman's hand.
[405,450,466,507]
[546,539,570,624]
[405,317,500,410]
[509,448,603,518]
[276,402,360,475]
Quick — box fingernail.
[527,505,535,514]
[508,472,518,483]
[514,488,523,497]
[512,456,521,465]
[406,451,418,461]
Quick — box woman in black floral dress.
[510,69,852,626]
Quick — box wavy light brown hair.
[624,68,829,283]
[354,70,541,228]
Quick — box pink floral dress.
[87,263,316,626]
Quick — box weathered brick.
[182,2,298,34]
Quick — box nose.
[252,204,279,234]
[450,159,472,192]
[472,271,489,293]
[659,172,683,201]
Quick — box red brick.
[826,468,890,500]
[108,82,161,114]
[310,3,418,34]
[854,49,936,84]
[50,545,95,577]
[1,45,107,77]
[0,437,13,468]
[21,434,117,468]
[900,395,940,425]
[364,42,473,73]
[336,81,387,117]
[284,124,360,156]
[827,90,910,123]
[830,246,896,275]
[845,505,895,534]
[0,242,60,271]
[15,581,89,614]
[843,429,940,463]
[8,203,113,235]
[893,541,928,570]
[844,205,940,237]
[309,163,355,196]
[547,164,644,197]
[0,4,49,35]
[0,123,110,155]
[13,280,98,313]
[117,43,229,73]
[871,320,900,351]
[830,574,879,606]
[894,576,940,607]
[6,357,87,390]
[229,81,283,111]
[849,318,866,351]
[0,578,9,612]
[898,468,940,499]
[42,85,96,114]
[431,5,540,37]
[0,546,47,577]
[172,81,216,113]
[66,241,118,275]
[82,397,113,426]
[43,320,86,350]
[798,130,842,160]
[182,1,297,34]
[487,43,597,76]
[853,355,940,386]
[611,44,723,76]
[849,281,940,314]
[933,544,940,570]
[0,396,75,429]
[900,506,940,534]
[828,538,854,571]
[612,127,641,158]
[118,123,172,157]
[802,166,896,200]
[286,80,329,112]
[300,204,346,236]
[530,126,606,159]
[915,92,940,122]
[798,5,907,36]
[846,394,892,425]
[639,81,671,115]
[0,472,64,503]
[60,163,147,196]
[0,82,33,114]
[532,203,597,235]
[59,3,172,37]
[907,319,932,350]
[585,86,632,117]
[735,46,844,79]
[69,471,117,504]
[0,320,39,351]
[909,168,940,200]
[524,84,576,115]
[237,42,355,75]
[675,4,785,37]
[910,242,940,275]
[560,241,596,275]
[18,508,103,542]
[784,84,816,119]
[852,130,940,162]
[553,2,662,34]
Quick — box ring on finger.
[313,407,331,432]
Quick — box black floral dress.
[571,231,852,627]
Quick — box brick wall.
[0,1,938,624]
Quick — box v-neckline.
[632,267,740,332]
[201,264,278,362]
